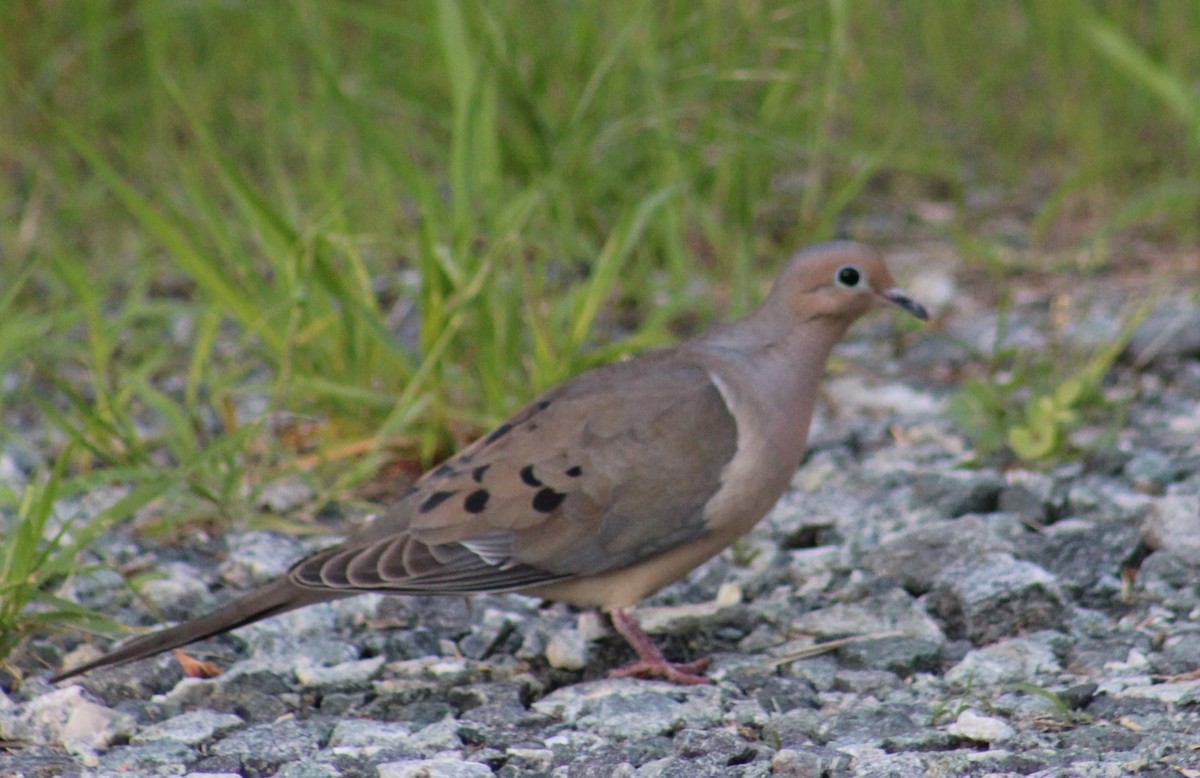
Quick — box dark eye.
[836,265,861,288]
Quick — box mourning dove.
[53,241,926,685]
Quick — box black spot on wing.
[419,490,457,513]
[483,423,512,445]
[537,400,551,410]
[472,464,490,483]
[431,463,456,478]
[532,488,566,513]
[565,465,582,477]
[463,489,489,514]
[519,465,542,487]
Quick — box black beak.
[880,288,929,321]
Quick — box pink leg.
[607,609,712,685]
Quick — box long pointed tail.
[51,578,338,682]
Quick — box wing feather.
[288,354,738,598]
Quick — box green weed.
[949,300,1149,464]
[0,450,169,672]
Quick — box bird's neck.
[702,302,852,379]
[694,305,851,454]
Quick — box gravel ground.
[2,262,1199,778]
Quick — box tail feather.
[51,578,338,682]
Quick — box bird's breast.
[700,366,811,539]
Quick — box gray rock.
[293,654,386,689]
[862,515,1015,594]
[377,759,493,778]
[997,469,1058,522]
[130,709,245,745]
[751,675,819,714]
[787,587,945,644]
[257,475,315,513]
[1125,450,1180,491]
[1137,550,1200,611]
[56,567,127,612]
[1153,629,1200,676]
[671,727,757,767]
[326,718,413,756]
[138,561,218,620]
[189,755,247,775]
[1058,682,1100,711]
[450,679,534,714]
[233,603,344,659]
[54,649,184,701]
[879,728,969,753]
[458,607,523,660]
[1143,493,1200,565]
[830,669,901,695]
[548,742,641,776]
[643,729,763,778]
[1114,678,1200,705]
[762,708,824,749]
[1065,476,1151,521]
[780,655,839,692]
[770,746,854,777]
[844,752,933,777]
[946,636,1062,686]
[834,636,942,676]
[910,469,1005,517]
[218,530,309,587]
[927,552,1067,643]
[1126,303,1200,365]
[276,762,343,778]
[824,705,924,747]
[503,746,553,773]
[210,719,319,774]
[94,739,199,774]
[407,716,466,754]
[1014,519,1139,606]
[532,680,721,739]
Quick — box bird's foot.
[608,655,712,685]
[607,608,713,685]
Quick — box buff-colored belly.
[523,524,745,610]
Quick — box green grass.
[0,1,1198,664]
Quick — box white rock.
[293,654,386,687]
[634,582,742,634]
[545,627,590,670]
[4,685,135,753]
[1116,679,1200,705]
[947,709,1016,742]
[824,376,946,416]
